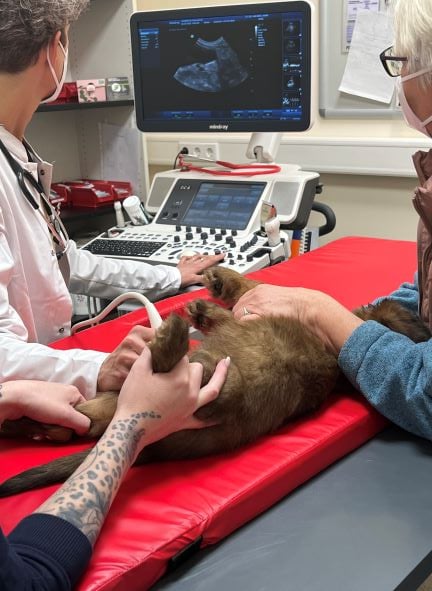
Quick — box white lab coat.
[0,126,181,398]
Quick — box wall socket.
[178,142,219,161]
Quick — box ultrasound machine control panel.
[82,167,319,275]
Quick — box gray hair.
[393,0,432,83]
[0,0,90,73]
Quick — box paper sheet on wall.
[338,10,395,103]
[100,123,142,195]
[343,0,381,53]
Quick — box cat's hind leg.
[0,391,119,442]
[203,267,259,307]
[0,316,190,444]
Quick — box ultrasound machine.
[83,1,321,275]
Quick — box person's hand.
[232,284,314,323]
[97,326,156,392]
[177,253,225,287]
[0,381,90,435]
[233,284,363,355]
[113,346,230,449]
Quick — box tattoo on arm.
[35,411,161,546]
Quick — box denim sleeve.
[339,320,432,441]
[372,273,419,316]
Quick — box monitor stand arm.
[245,132,283,163]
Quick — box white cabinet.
[26,0,148,200]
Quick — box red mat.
[0,237,417,590]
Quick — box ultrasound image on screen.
[139,19,281,115]
[174,37,249,93]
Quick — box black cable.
[173,147,189,170]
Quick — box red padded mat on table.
[0,237,417,590]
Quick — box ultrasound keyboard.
[82,225,290,274]
[83,239,165,258]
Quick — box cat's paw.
[149,314,190,372]
[203,267,258,306]
[203,267,226,298]
[187,299,215,331]
[187,299,231,332]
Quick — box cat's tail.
[0,449,91,497]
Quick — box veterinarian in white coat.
[0,0,223,397]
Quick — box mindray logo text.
[209,124,229,130]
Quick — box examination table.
[1,236,429,591]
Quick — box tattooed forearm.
[35,411,161,545]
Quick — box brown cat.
[0,266,430,497]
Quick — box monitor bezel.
[130,1,313,133]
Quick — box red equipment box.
[52,179,133,208]
[50,82,79,105]
[49,184,70,207]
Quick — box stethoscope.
[0,136,69,260]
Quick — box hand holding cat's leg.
[0,391,118,442]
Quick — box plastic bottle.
[114,200,125,228]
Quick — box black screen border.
[130,1,312,133]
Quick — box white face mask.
[397,68,432,137]
[40,41,68,104]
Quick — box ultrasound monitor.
[130,1,313,134]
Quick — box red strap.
[178,155,281,176]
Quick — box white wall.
[140,0,428,246]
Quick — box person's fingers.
[62,407,91,435]
[196,357,230,408]
[141,326,157,338]
[117,326,155,358]
[122,335,148,356]
[131,344,153,371]
[116,345,144,371]
[232,299,252,319]
[71,392,87,406]
[188,360,204,393]
[122,347,153,387]
[238,313,261,322]
[191,254,225,273]
[178,255,193,265]
[232,302,258,320]
[179,253,225,270]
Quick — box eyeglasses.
[380,46,408,77]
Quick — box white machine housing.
[82,165,319,275]
[146,164,319,224]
